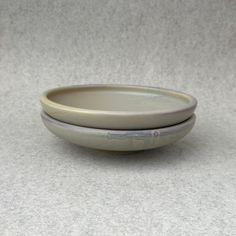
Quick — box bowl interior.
[47,86,192,113]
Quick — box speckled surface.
[0,0,236,235]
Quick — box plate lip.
[41,111,196,135]
[40,84,198,116]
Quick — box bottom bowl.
[41,112,196,151]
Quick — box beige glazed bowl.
[40,84,197,130]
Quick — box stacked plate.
[40,84,197,151]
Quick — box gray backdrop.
[0,0,236,235]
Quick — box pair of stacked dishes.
[40,84,197,151]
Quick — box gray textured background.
[0,0,236,235]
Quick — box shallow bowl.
[41,112,196,151]
[40,84,197,130]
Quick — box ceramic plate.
[41,111,196,151]
[40,84,197,130]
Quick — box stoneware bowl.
[41,111,196,151]
[40,84,197,130]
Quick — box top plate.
[40,84,197,129]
